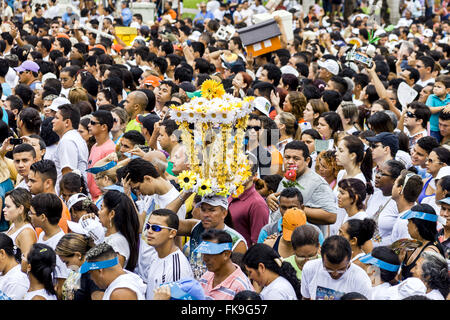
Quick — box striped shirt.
[146,249,193,300]
[199,263,255,300]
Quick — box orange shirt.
[35,199,71,237]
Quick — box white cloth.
[145,249,193,300]
[390,210,412,243]
[426,289,445,300]
[134,188,186,282]
[43,143,58,163]
[416,78,435,87]
[37,230,69,280]
[54,129,89,195]
[260,276,297,300]
[105,232,130,268]
[23,289,57,300]
[371,282,393,300]
[6,223,36,247]
[0,265,29,300]
[103,271,146,300]
[301,259,372,300]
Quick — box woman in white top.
[361,246,401,300]
[243,243,300,300]
[21,243,57,300]
[337,178,369,224]
[0,233,29,300]
[274,112,299,156]
[4,188,36,256]
[411,250,450,300]
[339,218,376,270]
[97,190,140,271]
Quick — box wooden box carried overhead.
[237,19,282,57]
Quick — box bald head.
[129,91,149,111]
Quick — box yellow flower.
[201,79,225,100]
[178,171,197,191]
[216,184,230,197]
[232,185,245,198]
[197,179,213,196]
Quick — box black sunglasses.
[90,120,101,126]
[247,125,261,131]
[406,111,416,118]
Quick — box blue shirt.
[426,93,450,131]
[121,8,132,26]
[193,11,214,24]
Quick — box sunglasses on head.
[145,223,176,232]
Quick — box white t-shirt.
[260,276,297,300]
[15,179,29,191]
[342,211,368,225]
[135,187,186,282]
[145,248,193,300]
[426,289,445,300]
[54,129,89,195]
[371,282,392,300]
[23,289,57,300]
[416,78,435,87]
[105,232,130,268]
[37,230,69,280]
[0,265,29,300]
[103,271,146,300]
[390,210,412,243]
[301,259,372,300]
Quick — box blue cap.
[79,256,119,274]
[367,132,399,155]
[167,278,205,300]
[86,161,117,174]
[359,253,400,272]
[193,241,232,254]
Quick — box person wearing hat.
[195,229,254,300]
[263,208,307,258]
[142,75,161,90]
[367,132,399,169]
[144,209,193,300]
[317,59,340,83]
[80,242,146,300]
[175,193,247,279]
[14,60,41,91]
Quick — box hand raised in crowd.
[153,285,171,300]
[266,192,280,212]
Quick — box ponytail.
[293,121,302,141]
[0,233,21,262]
[27,243,57,296]
[361,147,374,195]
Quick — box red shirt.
[228,185,269,247]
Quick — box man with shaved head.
[124,90,149,133]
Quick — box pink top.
[228,185,269,247]
[87,139,116,201]
[199,263,255,300]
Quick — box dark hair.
[284,140,310,161]
[321,235,352,264]
[201,228,233,244]
[279,187,304,205]
[291,224,320,249]
[281,73,299,91]
[322,90,342,112]
[151,208,179,230]
[262,63,282,86]
[122,130,146,146]
[102,190,140,271]
[319,111,344,137]
[123,158,160,183]
[30,193,62,225]
[99,87,118,106]
[385,159,406,181]
[0,232,21,262]
[15,84,33,106]
[243,244,301,299]
[431,146,450,165]
[340,292,368,300]
[367,111,394,134]
[91,110,114,132]
[12,143,36,159]
[262,174,283,193]
[40,117,59,147]
[27,243,57,296]
[345,218,376,247]
[30,159,57,187]
[233,290,262,300]
[19,107,42,135]
[160,119,178,137]
[342,135,373,194]
[396,170,424,203]
[408,101,431,129]
[417,55,435,72]
[59,171,88,196]
[338,178,367,211]
[408,204,444,253]
[58,103,80,130]
[371,246,400,283]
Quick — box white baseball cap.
[423,29,433,38]
[49,97,71,112]
[436,166,450,180]
[280,65,299,77]
[317,59,339,76]
[253,96,271,116]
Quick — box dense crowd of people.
[0,0,448,301]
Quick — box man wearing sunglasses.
[367,132,399,173]
[145,209,193,300]
[86,110,116,202]
[301,235,372,300]
[402,102,431,149]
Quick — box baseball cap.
[282,208,307,241]
[137,114,160,133]
[49,97,71,112]
[179,81,196,93]
[198,194,228,210]
[438,196,450,206]
[436,166,450,180]
[193,241,232,254]
[253,96,271,116]
[387,277,426,300]
[223,59,246,74]
[280,65,299,77]
[167,278,205,300]
[366,132,399,155]
[143,75,161,87]
[14,60,40,73]
[423,29,433,38]
[42,72,57,83]
[112,44,124,54]
[317,59,339,76]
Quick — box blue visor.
[167,279,205,300]
[193,241,232,254]
[359,254,400,272]
[123,152,141,160]
[86,161,117,174]
[79,256,119,274]
[401,210,440,223]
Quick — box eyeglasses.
[426,158,443,164]
[145,223,176,232]
[247,125,261,131]
[406,111,416,118]
[323,262,350,275]
[90,120,101,126]
[295,253,319,262]
[369,143,381,149]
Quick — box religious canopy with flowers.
[169,79,254,198]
